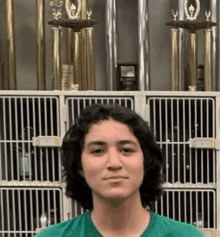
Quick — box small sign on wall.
[116,62,138,91]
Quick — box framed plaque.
[116,62,138,91]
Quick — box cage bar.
[0,187,63,236]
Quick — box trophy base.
[48,19,97,31]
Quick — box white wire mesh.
[155,189,215,229]
[0,96,61,182]
[148,97,216,184]
[0,187,63,236]
[65,96,134,130]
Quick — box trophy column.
[81,5,95,90]
[204,28,212,91]
[65,28,75,89]
[74,32,82,89]
[170,28,179,91]
[49,1,64,90]
[66,29,74,65]
[52,26,62,90]
[106,0,117,90]
[188,31,197,90]
[86,27,96,90]
[36,0,46,90]
[5,0,17,90]
[81,0,91,90]
[81,27,95,90]
[138,0,150,91]
[210,1,217,91]
[0,48,4,90]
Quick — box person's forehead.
[84,119,138,144]
[87,119,132,134]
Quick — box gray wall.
[0,0,218,90]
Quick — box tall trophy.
[48,0,97,90]
[167,0,217,91]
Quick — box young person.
[34,104,203,237]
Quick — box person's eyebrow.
[117,139,139,147]
[85,141,107,149]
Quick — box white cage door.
[147,96,216,231]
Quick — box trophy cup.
[48,0,97,90]
[167,0,217,91]
[65,0,81,19]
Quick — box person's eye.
[121,148,135,154]
[91,149,104,154]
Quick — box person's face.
[80,119,144,203]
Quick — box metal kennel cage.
[146,95,218,236]
[0,91,219,236]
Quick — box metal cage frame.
[0,90,219,236]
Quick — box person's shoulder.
[152,212,203,236]
[33,212,90,237]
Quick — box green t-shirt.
[33,211,203,237]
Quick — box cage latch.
[32,136,62,147]
[189,138,220,149]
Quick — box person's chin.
[102,190,129,201]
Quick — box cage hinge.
[145,104,150,123]
[189,138,220,149]
[62,105,68,122]
[32,136,62,147]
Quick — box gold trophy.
[167,0,217,91]
[48,0,97,91]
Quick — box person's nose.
[106,147,122,170]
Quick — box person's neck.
[91,194,149,236]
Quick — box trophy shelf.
[166,21,217,31]
[48,19,97,31]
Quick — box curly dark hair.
[61,103,165,211]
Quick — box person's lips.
[104,176,127,180]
